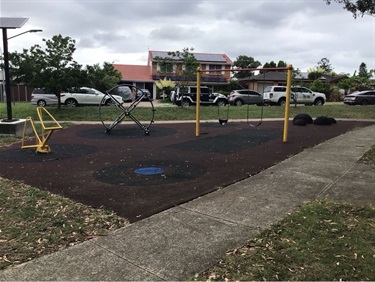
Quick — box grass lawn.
[0,177,128,270]
[194,200,375,281]
[193,146,375,281]
[0,101,375,278]
[1,102,375,121]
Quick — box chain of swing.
[218,74,266,127]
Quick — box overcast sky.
[2,0,374,75]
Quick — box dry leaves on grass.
[0,177,129,270]
[195,200,375,281]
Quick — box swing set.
[217,73,267,128]
[196,65,294,142]
[217,97,264,127]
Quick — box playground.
[0,119,373,222]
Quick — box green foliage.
[154,47,200,89]
[358,62,369,78]
[85,62,122,92]
[317,57,334,73]
[233,55,261,78]
[3,102,375,122]
[337,78,353,94]
[351,63,375,90]
[308,71,323,80]
[196,200,375,281]
[259,60,288,74]
[324,0,375,17]
[229,79,241,90]
[309,79,328,93]
[9,34,84,109]
[9,35,122,104]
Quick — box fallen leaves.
[0,177,129,270]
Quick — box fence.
[0,84,34,102]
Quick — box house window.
[158,62,174,73]
[208,65,222,75]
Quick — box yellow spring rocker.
[21,106,63,153]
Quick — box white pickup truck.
[263,86,326,106]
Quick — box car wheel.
[234,99,243,106]
[314,98,324,106]
[361,99,368,105]
[278,98,286,106]
[105,99,116,106]
[181,99,190,107]
[65,98,78,107]
[37,100,47,107]
[217,99,227,107]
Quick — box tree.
[358,62,371,78]
[348,63,375,90]
[324,0,375,18]
[310,79,331,97]
[307,67,324,80]
[85,62,122,92]
[337,78,353,94]
[155,47,200,90]
[9,34,83,108]
[258,60,287,73]
[155,77,176,100]
[277,60,287,69]
[232,55,261,78]
[317,58,333,73]
[9,45,47,87]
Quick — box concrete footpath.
[1,124,375,281]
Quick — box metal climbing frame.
[98,84,155,135]
[21,106,63,153]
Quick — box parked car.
[60,87,123,107]
[263,86,326,106]
[175,86,228,107]
[137,89,153,101]
[30,88,58,106]
[343,90,375,105]
[228,89,263,106]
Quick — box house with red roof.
[113,50,233,99]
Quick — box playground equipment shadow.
[0,120,374,280]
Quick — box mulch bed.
[0,120,373,222]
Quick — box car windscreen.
[108,85,131,100]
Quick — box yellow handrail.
[21,107,63,153]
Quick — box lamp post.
[8,29,43,40]
[0,18,42,122]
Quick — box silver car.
[30,88,58,106]
[228,89,263,106]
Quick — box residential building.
[113,50,233,99]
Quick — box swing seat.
[218,119,228,125]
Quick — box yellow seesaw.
[21,106,62,153]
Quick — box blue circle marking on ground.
[134,167,165,175]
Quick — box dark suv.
[228,89,263,106]
[175,86,228,107]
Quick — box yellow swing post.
[21,106,63,153]
[283,64,293,143]
[196,67,201,137]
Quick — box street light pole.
[2,28,13,121]
[8,29,43,40]
[1,28,42,121]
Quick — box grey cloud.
[1,0,374,73]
